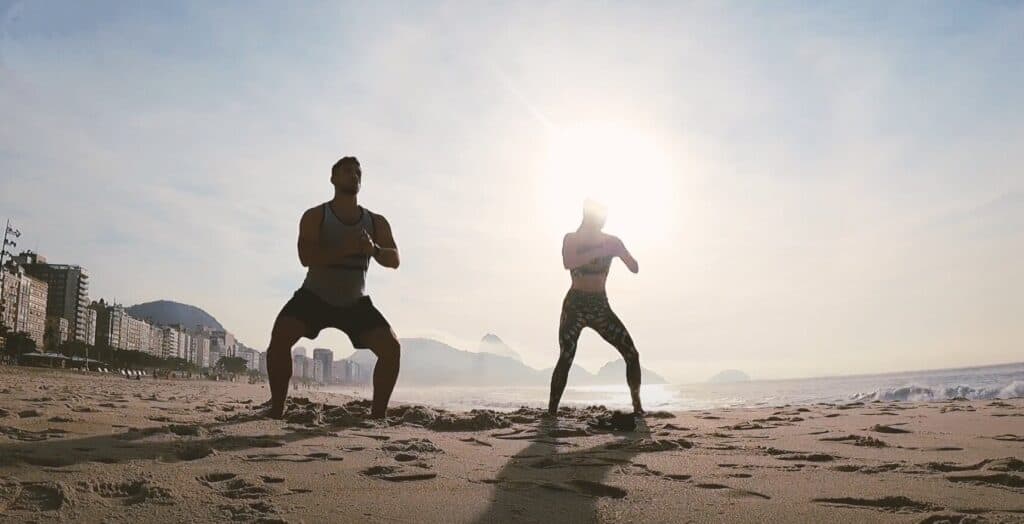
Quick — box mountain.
[126,300,224,331]
[349,338,545,387]
[346,337,670,387]
[478,334,522,362]
[708,369,751,384]
[595,360,668,384]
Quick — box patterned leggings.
[549,290,642,412]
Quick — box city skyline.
[2,2,1022,383]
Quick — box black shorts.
[278,288,391,348]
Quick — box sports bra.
[570,243,613,278]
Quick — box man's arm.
[296,207,373,267]
[369,213,400,269]
[562,234,620,270]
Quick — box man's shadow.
[473,418,648,524]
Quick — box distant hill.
[126,300,224,331]
[708,369,751,383]
[347,337,669,387]
[350,338,544,387]
[595,359,668,384]
[478,334,522,362]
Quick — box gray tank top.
[301,204,375,306]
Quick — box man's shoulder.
[303,203,327,216]
[364,207,391,224]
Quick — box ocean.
[325,361,1024,413]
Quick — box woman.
[549,200,643,416]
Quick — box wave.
[852,381,1024,402]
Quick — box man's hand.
[357,231,376,256]
[337,230,375,257]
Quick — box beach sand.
[1,366,1022,523]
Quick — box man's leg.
[360,327,401,418]
[593,309,643,414]
[549,308,584,416]
[266,314,306,418]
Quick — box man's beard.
[336,185,359,195]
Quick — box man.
[549,200,643,416]
[266,156,400,419]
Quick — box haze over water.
[327,362,1024,412]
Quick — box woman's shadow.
[473,418,649,524]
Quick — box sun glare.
[537,122,676,246]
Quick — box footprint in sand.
[695,483,770,500]
[198,473,277,500]
[812,496,941,513]
[219,501,284,523]
[459,437,493,447]
[761,448,838,463]
[176,442,216,461]
[0,478,75,512]
[918,514,986,524]
[945,473,1024,489]
[1,426,70,442]
[831,463,902,474]
[244,451,342,463]
[663,474,692,481]
[382,438,443,455]
[79,478,174,506]
[868,424,912,434]
[361,465,437,482]
[819,434,888,447]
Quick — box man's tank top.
[301,203,375,306]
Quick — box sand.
[1,366,1022,523]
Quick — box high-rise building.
[209,348,222,369]
[1,263,48,349]
[16,252,91,343]
[177,328,191,362]
[189,333,211,368]
[161,326,180,360]
[292,347,307,358]
[236,345,259,372]
[258,351,268,376]
[209,330,236,358]
[312,348,333,384]
[45,316,69,350]
[145,323,163,356]
[82,307,97,347]
[312,359,324,384]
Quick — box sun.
[536,122,676,247]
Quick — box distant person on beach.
[549,200,644,416]
[265,156,401,419]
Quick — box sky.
[1,1,1021,384]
